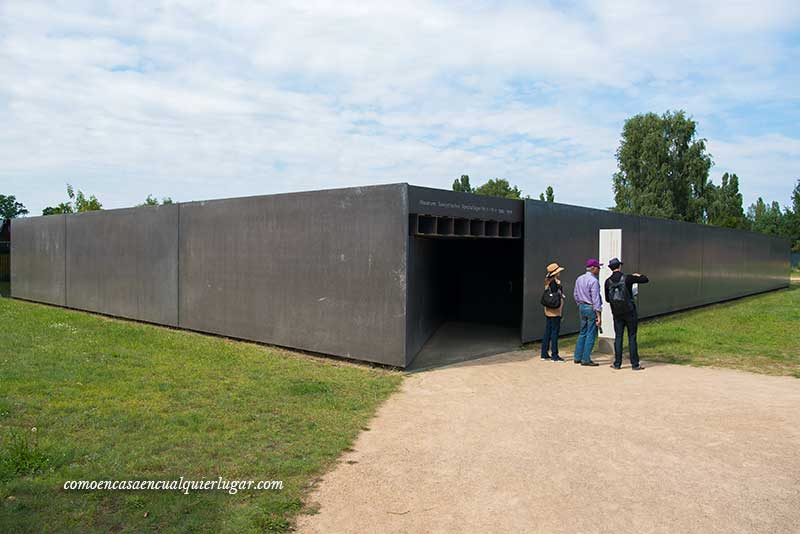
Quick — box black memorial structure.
[12,184,790,368]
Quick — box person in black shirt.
[604,257,649,370]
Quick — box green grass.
[531,282,800,377]
[0,298,402,533]
[637,283,800,377]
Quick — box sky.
[1,0,799,216]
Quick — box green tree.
[788,179,800,251]
[73,187,102,212]
[612,110,713,223]
[746,179,800,251]
[42,203,73,216]
[452,175,473,193]
[0,195,29,219]
[42,184,102,215]
[706,173,748,229]
[473,178,523,200]
[139,194,174,207]
[538,186,554,202]
[747,198,784,235]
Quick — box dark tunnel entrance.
[407,232,524,370]
[434,238,523,326]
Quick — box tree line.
[612,110,799,251]
[0,186,173,221]
[453,110,800,252]
[452,175,555,203]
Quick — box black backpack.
[608,274,633,315]
[540,283,562,309]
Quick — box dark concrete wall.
[521,199,790,342]
[636,217,704,315]
[10,215,67,306]
[700,226,787,301]
[405,237,444,364]
[178,184,408,367]
[10,184,408,367]
[65,206,179,325]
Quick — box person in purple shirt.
[573,258,603,366]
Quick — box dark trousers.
[541,316,561,358]
[613,311,640,368]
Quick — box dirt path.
[296,352,800,534]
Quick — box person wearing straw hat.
[540,262,566,361]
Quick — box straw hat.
[546,262,565,278]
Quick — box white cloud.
[708,134,800,209]
[0,0,798,214]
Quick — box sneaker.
[610,364,621,370]
[551,356,565,362]
[540,355,551,360]
[632,366,645,371]
[573,360,582,364]
[581,361,599,367]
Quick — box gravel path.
[296,351,800,534]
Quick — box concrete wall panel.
[65,205,179,325]
[771,236,792,287]
[636,218,705,316]
[179,184,408,367]
[698,225,787,303]
[10,215,66,305]
[405,237,444,365]
[701,225,740,303]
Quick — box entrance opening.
[407,234,523,370]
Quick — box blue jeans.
[541,316,561,358]
[574,304,598,363]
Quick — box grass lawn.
[533,281,799,378]
[0,298,402,533]
[637,282,800,377]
